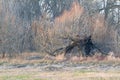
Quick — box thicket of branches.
[0,0,120,58]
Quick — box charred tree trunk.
[49,35,108,57]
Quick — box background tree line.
[0,0,120,58]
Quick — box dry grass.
[53,51,120,63]
[0,52,47,65]
[0,52,120,65]
[0,52,120,80]
[55,53,66,61]
[0,68,120,80]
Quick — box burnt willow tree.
[0,0,120,58]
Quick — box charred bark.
[50,35,108,57]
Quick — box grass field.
[0,53,120,80]
[0,68,120,80]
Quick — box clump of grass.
[0,61,8,65]
[1,75,30,80]
[73,70,95,76]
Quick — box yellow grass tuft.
[70,56,80,62]
[55,53,66,61]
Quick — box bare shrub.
[31,2,89,55]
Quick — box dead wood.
[49,35,107,57]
